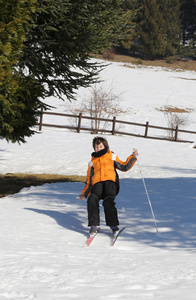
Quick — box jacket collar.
[92,147,108,158]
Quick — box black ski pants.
[87,180,119,227]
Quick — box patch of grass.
[93,53,196,72]
[0,173,86,198]
[156,106,194,113]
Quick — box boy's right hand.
[77,195,85,200]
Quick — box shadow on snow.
[24,178,196,251]
[117,178,196,251]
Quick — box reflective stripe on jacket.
[82,150,137,198]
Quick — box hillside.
[0,59,196,300]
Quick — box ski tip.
[86,227,100,246]
[111,226,127,246]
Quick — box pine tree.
[0,0,127,142]
[134,0,166,59]
[158,0,181,56]
[117,0,137,51]
[0,0,44,143]
[180,0,196,57]
[18,0,127,101]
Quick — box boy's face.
[95,142,105,153]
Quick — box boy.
[78,136,138,236]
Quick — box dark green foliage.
[0,0,126,142]
[159,0,181,56]
[0,0,44,143]
[121,0,194,59]
[19,0,126,100]
[134,0,166,59]
[180,0,196,57]
[0,74,44,143]
[131,0,181,59]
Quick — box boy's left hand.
[132,149,138,157]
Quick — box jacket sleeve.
[82,162,93,198]
[113,153,137,172]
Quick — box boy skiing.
[78,136,138,236]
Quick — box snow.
[1,59,196,300]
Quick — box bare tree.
[66,84,129,132]
[165,111,188,140]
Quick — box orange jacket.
[82,149,137,198]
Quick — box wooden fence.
[38,108,196,143]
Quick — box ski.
[111,226,127,246]
[86,227,100,247]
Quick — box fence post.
[39,107,44,131]
[175,125,178,141]
[112,116,116,135]
[77,112,82,133]
[145,121,149,138]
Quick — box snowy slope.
[0,60,196,300]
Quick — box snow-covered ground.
[0,59,196,300]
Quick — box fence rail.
[38,108,196,143]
